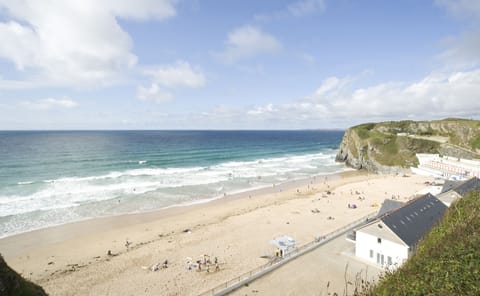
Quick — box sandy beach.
[0,170,435,295]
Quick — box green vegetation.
[383,120,414,133]
[367,191,480,295]
[370,135,439,167]
[0,254,47,296]
[470,135,480,150]
[349,127,441,167]
[354,123,375,140]
[345,118,480,168]
[417,126,435,136]
[348,139,359,159]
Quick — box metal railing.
[198,212,377,296]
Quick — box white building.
[414,153,480,180]
[354,193,447,269]
[270,235,296,258]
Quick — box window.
[377,238,382,244]
[370,250,374,258]
[377,253,384,265]
[387,256,392,265]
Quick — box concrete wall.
[355,230,408,269]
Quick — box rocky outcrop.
[335,128,411,174]
[439,143,480,159]
[0,254,47,296]
[336,119,480,173]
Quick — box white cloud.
[105,0,177,20]
[435,0,480,20]
[216,25,281,63]
[0,78,43,90]
[288,0,326,17]
[244,69,480,126]
[315,77,345,96]
[299,53,316,64]
[0,0,177,88]
[143,61,206,88]
[20,97,79,110]
[136,83,173,103]
[137,60,205,104]
[254,0,326,22]
[434,1,480,70]
[438,31,480,70]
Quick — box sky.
[0,0,479,130]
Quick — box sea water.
[0,130,346,238]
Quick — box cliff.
[0,254,47,296]
[336,118,480,173]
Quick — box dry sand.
[0,171,435,295]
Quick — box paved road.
[231,235,382,296]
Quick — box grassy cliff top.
[352,118,480,151]
[367,190,480,295]
[343,118,480,168]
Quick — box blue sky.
[0,0,479,129]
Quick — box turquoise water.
[0,130,346,237]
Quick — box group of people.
[151,260,169,271]
[347,203,357,209]
[185,254,220,273]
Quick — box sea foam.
[0,129,346,238]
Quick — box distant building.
[413,154,480,180]
[437,177,480,206]
[354,193,447,269]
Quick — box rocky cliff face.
[335,128,411,174]
[336,119,480,173]
[0,254,47,296]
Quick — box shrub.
[367,191,480,295]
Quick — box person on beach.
[197,260,202,271]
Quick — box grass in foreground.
[361,190,480,295]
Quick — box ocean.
[0,130,346,238]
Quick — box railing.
[198,212,378,296]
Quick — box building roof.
[440,180,461,194]
[270,235,296,249]
[380,193,447,247]
[452,177,480,196]
[377,199,404,217]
